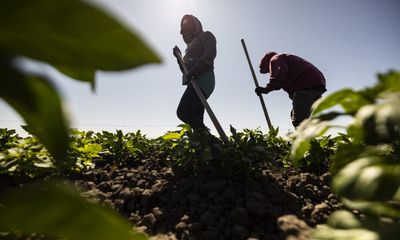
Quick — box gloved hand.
[255,87,269,96]
[173,45,181,59]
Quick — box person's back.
[268,53,326,99]
[183,31,216,76]
[256,51,326,127]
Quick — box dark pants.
[177,83,208,129]
[291,89,324,127]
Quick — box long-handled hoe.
[241,39,274,131]
[173,46,229,144]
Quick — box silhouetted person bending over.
[255,51,326,127]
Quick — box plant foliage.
[290,70,400,239]
[0,0,160,163]
[161,124,290,176]
[0,0,160,239]
[0,180,148,240]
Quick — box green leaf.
[33,157,54,168]
[330,143,365,175]
[340,92,372,115]
[327,210,361,229]
[0,61,68,162]
[316,111,347,121]
[312,225,379,240]
[333,157,377,198]
[178,123,191,132]
[342,198,400,219]
[268,126,279,136]
[230,125,237,136]
[353,165,400,200]
[290,119,330,163]
[377,70,400,93]
[79,143,102,156]
[346,124,364,144]
[162,132,181,140]
[333,157,400,201]
[0,181,148,240]
[354,93,400,145]
[312,89,354,115]
[312,89,371,116]
[0,0,161,85]
[55,65,96,89]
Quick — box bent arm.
[265,56,288,92]
[190,31,217,76]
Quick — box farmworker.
[173,14,216,130]
[255,51,326,127]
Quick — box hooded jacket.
[181,15,217,77]
[263,53,326,99]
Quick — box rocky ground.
[69,153,343,240]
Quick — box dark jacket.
[265,54,326,99]
[181,16,217,77]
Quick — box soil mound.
[71,155,342,240]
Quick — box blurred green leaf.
[162,132,181,140]
[332,157,377,199]
[0,0,161,85]
[342,198,400,219]
[290,119,330,163]
[79,143,102,156]
[354,93,400,145]
[0,181,148,240]
[377,70,400,93]
[313,225,379,240]
[346,124,364,144]
[312,89,371,116]
[316,111,347,121]
[0,61,68,162]
[330,143,365,175]
[55,65,96,89]
[333,157,400,201]
[327,210,361,229]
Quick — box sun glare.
[165,0,198,17]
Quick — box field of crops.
[0,126,332,240]
[1,70,400,240]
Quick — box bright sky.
[1,0,400,138]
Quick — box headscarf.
[180,14,203,44]
[259,51,278,74]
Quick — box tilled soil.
[70,155,343,240]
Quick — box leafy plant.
[0,0,160,163]
[161,124,290,176]
[94,130,155,166]
[161,124,217,173]
[67,129,102,171]
[0,134,54,179]
[0,180,148,240]
[0,128,20,152]
[219,126,283,175]
[290,70,400,239]
[0,0,159,239]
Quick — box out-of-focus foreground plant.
[291,70,400,240]
[0,0,160,239]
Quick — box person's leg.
[177,71,215,129]
[191,71,215,129]
[291,89,323,127]
[191,94,207,129]
[177,85,196,125]
[177,84,207,128]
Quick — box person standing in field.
[173,14,216,130]
[255,51,327,127]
